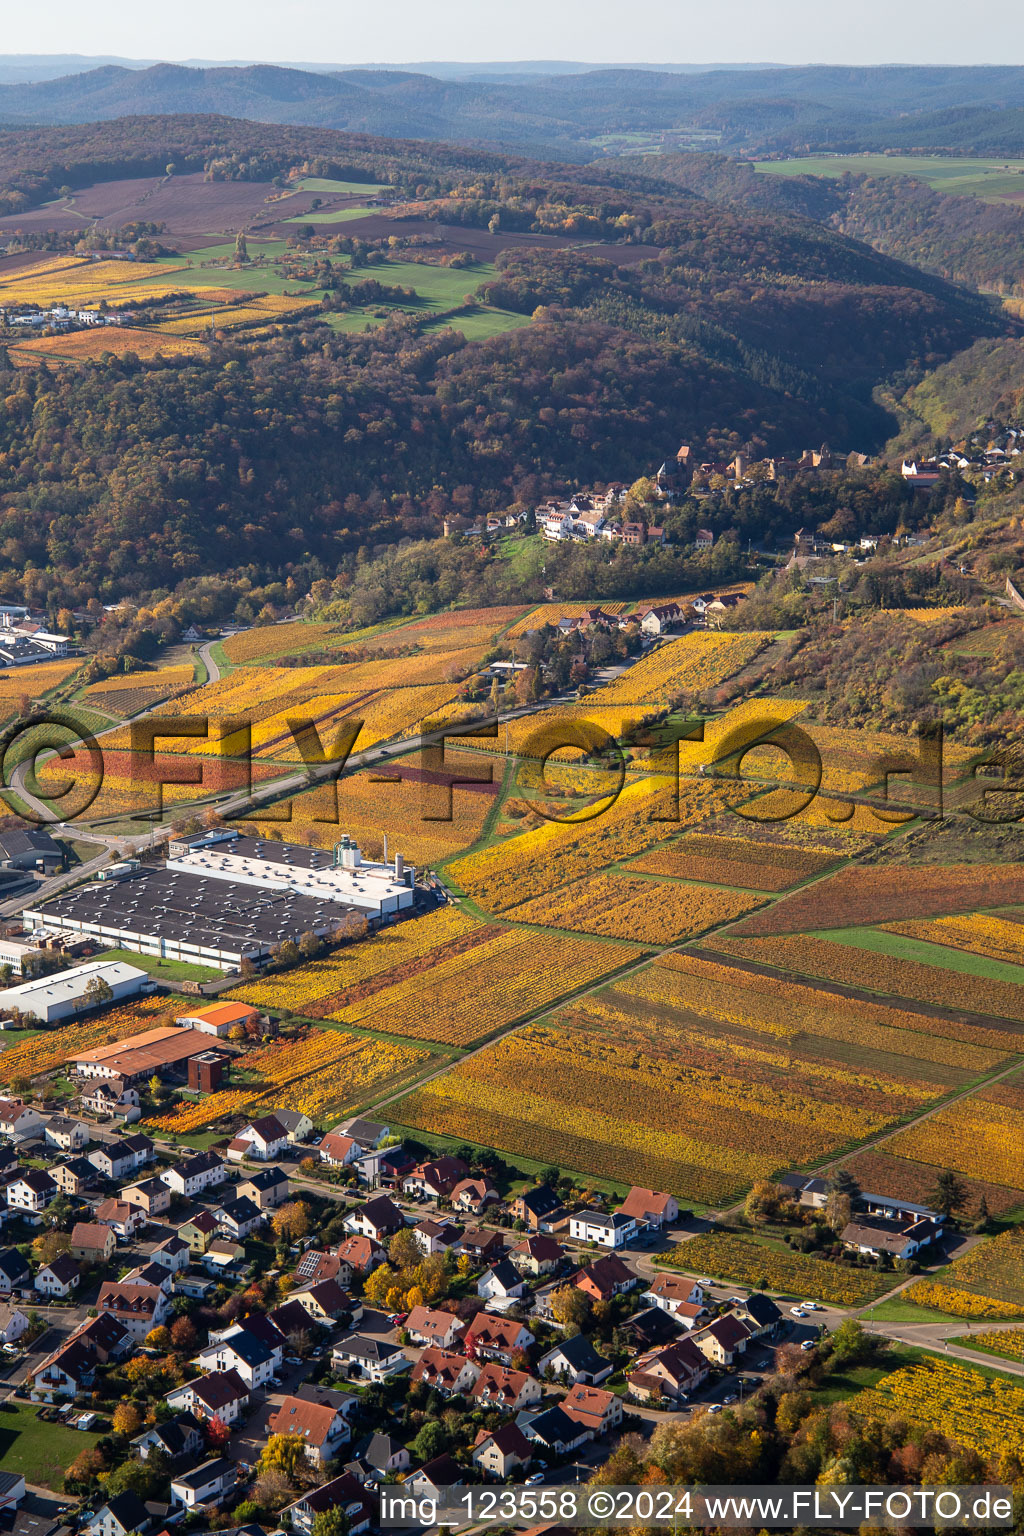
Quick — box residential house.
[268,1394,351,1467]
[477,1258,528,1303]
[410,1348,479,1397]
[0,1100,44,1143]
[345,1118,389,1149]
[402,1155,468,1200]
[463,1312,534,1365]
[0,1248,29,1293]
[120,1131,156,1168]
[777,1173,829,1210]
[237,1167,290,1211]
[50,1156,97,1198]
[639,603,683,637]
[167,1369,249,1426]
[179,1209,219,1254]
[95,1197,146,1241]
[361,1431,411,1477]
[518,1404,590,1457]
[212,1313,286,1373]
[563,1382,623,1437]
[43,1117,89,1154]
[195,1330,276,1390]
[34,1253,80,1299]
[343,1194,404,1243]
[170,1457,236,1511]
[269,1297,323,1343]
[203,1238,245,1273]
[84,1493,152,1536]
[120,1177,171,1218]
[412,1217,461,1256]
[0,1471,25,1513]
[456,1227,505,1266]
[690,1314,752,1366]
[355,1141,415,1190]
[97,1281,170,1341]
[216,1195,263,1240]
[841,1217,941,1260]
[450,1176,499,1215]
[331,1334,410,1383]
[295,1249,351,1288]
[511,1235,564,1276]
[150,1234,190,1274]
[472,1422,534,1480]
[6,1168,56,1219]
[538,1332,613,1386]
[160,1150,226,1199]
[132,1413,204,1464]
[627,1337,709,1403]
[227,1114,289,1162]
[618,1186,679,1229]
[642,1274,707,1325]
[334,1233,384,1274]
[470,1362,542,1412]
[88,1143,137,1182]
[575,1254,639,1303]
[122,1260,174,1296]
[511,1185,567,1232]
[319,1132,360,1167]
[405,1304,465,1351]
[286,1476,374,1536]
[31,1314,132,1399]
[0,1302,28,1344]
[273,1109,315,1145]
[569,1207,636,1249]
[404,1454,464,1501]
[81,1082,141,1121]
[735,1293,783,1339]
[292,1277,358,1327]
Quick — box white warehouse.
[0,959,148,1023]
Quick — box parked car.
[800,1339,816,1352]
[790,1307,806,1317]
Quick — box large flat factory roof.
[166,834,413,910]
[31,866,360,956]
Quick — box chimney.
[394,854,405,880]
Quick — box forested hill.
[3,63,1024,156]
[614,151,1024,297]
[0,118,1013,612]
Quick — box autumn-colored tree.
[169,1315,198,1353]
[206,1414,231,1450]
[144,1325,172,1350]
[549,1285,590,1331]
[257,1432,307,1485]
[387,1226,420,1270]
[272,1201,311,1244]
[64,1446,108,1493]
[362,1262,395,1307]
[112,1401,143,1437]
[32,1230,72,1264]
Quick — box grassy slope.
[0,1401,104,1489]
[818,924,1024,986]
[755,154,1024,200]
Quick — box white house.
[43,1116,90,1154]
[226,1114,289,1162]
[170,1457,236,1510]
[0,1302,29,1344]
[477,1259,529,1303]
[159,1149,226,1198]
[34,1254,80,1299]
[6,1168,57,1218]
[167,1369,249,1426]
[0,1099,45,1143]
[194,1332,277,1390]
[568,1208,637,1249]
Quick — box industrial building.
[72,1024,216,1084]
[24,833,417,973]
[0,959,147,1024]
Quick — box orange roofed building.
[174,1002,259,1038]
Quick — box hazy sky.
[4,0,1023,67]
